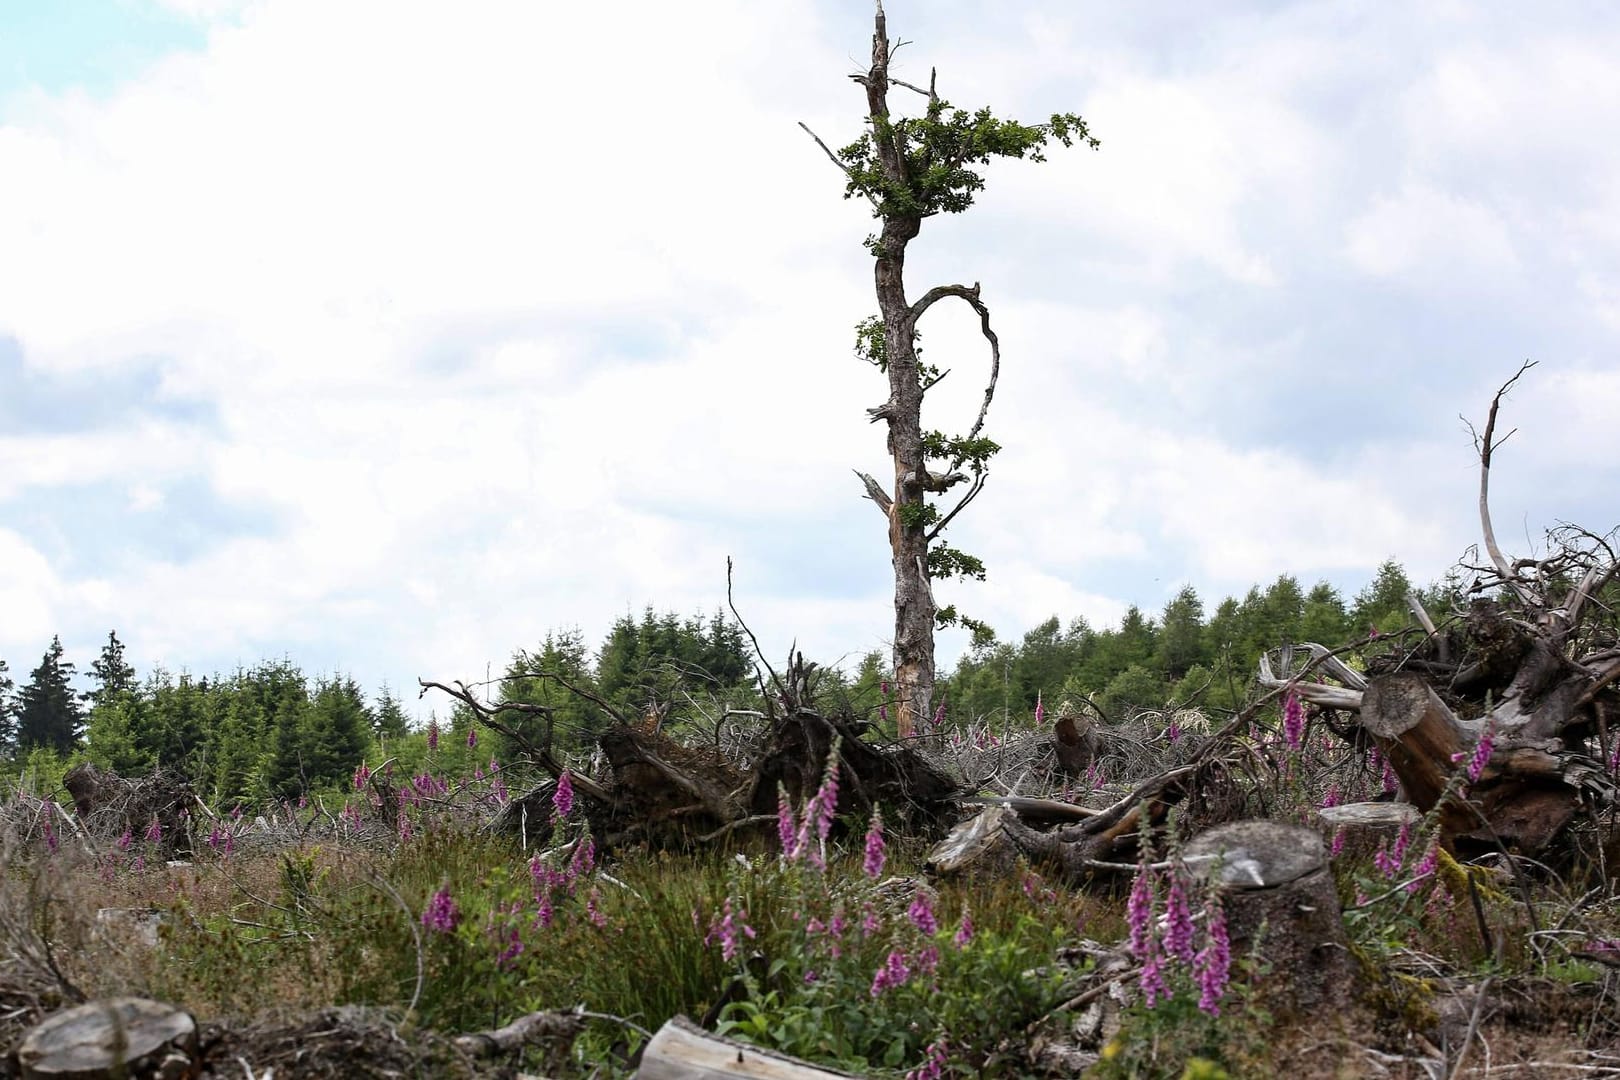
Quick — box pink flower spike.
[1163,875,1195,964]
[1467,725,1495,784]
[467,726,478,749]
[427,719,439,752]
[144,817,163,845]
[1283,687,1305,751]
[908,890,938,936]
[553,770,575,820]
[1126,861,1156,960]
[1034,691,1045,726]
[954,909,974,949]
[777,785,799,860]
[422,887,461,934]
[1195,898,1231,1016]
[862,808,886,879]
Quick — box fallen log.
[634,1015,860,1079]
[1359,671,1614,854]
[973,767,1201,881]
[15,998,195,1080]
[453,1007,585,1057]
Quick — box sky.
[3,0,1618,717]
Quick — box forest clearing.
[5,2,1620,1078]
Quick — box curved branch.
[926,471,986,543]
[1474,361,1538,607]
[908,282,1000,450]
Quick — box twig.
[726,557,782,697]
[1471,360,1539,608]
[369,874,424,1022]
[1447,976,1491,1080]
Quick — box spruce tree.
[373,683,410,742]
[88,630,137,709]
[0,657,15,752]
[16,636,84,754]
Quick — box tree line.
[0,563,1448,802]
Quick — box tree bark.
[862,7,933,739]
[636,1015,860,1079]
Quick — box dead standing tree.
[1259,363,1620,857]
[801,2,1097,736]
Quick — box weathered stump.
[926,805,1022,878]
[1052,709,1101,776]
[1316,801,1420,863]
[1183,820,1355,1016]
[16,998,196,1080]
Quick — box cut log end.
[17,998,196,1080]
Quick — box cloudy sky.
[3,0,1618,713]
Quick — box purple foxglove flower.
[1408,843,1440,893]
[954,909,974,949]
[1163,875,1196,964]
[495,928,524,969]
[1126,862,1156,960]
[1283,687,1305,751]
[467,726,478,749]
[1034,692,1045,726]
[586,886,608,928]
[777,785,799,859]
[908,890,938,936]
[863,808,886,879]
[570,834,596,878]
[553,770,574,820]
[1194,901,1231,1016]
[422,887,460,934]
[1467,726,1494,784]
[869,949,911,997]
[1139,939,1170,1007]
[144,817,163,845]
[427,719,440,752]
[813,746,841,843]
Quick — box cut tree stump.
[1183,821,1355,1016]
[926,805,1022,879]
[16,998,196,1080]
[1316,802,1421,863]
[634,1015,859,1079]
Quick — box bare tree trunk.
[863,7,932,739]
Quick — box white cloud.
[1343,184,1520,289]
[1,0,1619,695]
